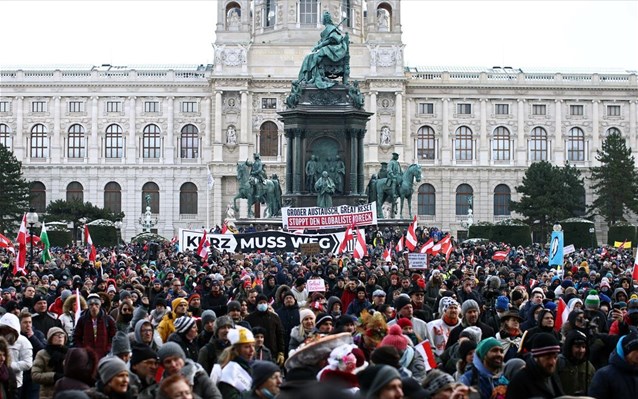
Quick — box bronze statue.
[334,154,346,194]
[386,152,402,196]
[305,154,319,192]
[315,171,336,208]
[297,11,350,89]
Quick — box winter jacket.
[32,311,62,337]
[73,308,116,358]
[201,291,228,316]
[346,298,371,317]
[288,325,312,355]
[460,353,509,399]
[556,330,595,396]
[31,345,68,399]
[52,347,98,398]
[505,355,565,399]
[180,359,222,399]
[167,331,199,362]
[588,336,638,399]
[244,309,285,356]
[0,313,33,388]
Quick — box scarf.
[46,344,68,372]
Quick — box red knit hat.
[380,324,408,352]
[396,318,413,329]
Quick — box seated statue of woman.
[298,11,349,89]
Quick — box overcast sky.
[1,0,637,71]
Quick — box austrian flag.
[84,225,96,262]
[197,229,210,259]
[13,214,28,275]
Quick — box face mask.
[257,303,268,312]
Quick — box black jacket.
[506,355,565,399]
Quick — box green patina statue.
[315,170,336,208]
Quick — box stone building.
[1,0,636,241]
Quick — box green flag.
[40,221,51,262]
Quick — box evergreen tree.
[0,145,31,234]
[589,131,638,224]
[511,161,586,241]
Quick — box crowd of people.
[0,224,637,399]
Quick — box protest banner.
[407,253,428,269]
[282,202,377,230]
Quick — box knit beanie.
[130,343,158,366]
[299,308,315,323]
[396,318,412,329]
[370,346,401,368]
[511,289,524,302]
[315,313,333,328]
[171,297,188,311]
[394,294,412,312]
[251,360,280,390]
[621,331,638,355]
[461,299,479,317]
[214,315,234,336]
[46,326,67,343]
[476,337,502,360]
[380,325,408,352]
[227,300,242,312]
[111,330,131,356]
[174,316,196,334]
[97,356,128,384]
[584,290,600,309]
[422,369,455,398]
[358,365,401,399]
[60,289,73,302]
[544,301,557,312]
[531,332,561,357]
[459,326,482,344]
[158,342,186,363]
[438,296,459,315]
[201,310,217,325]
[495,296,510,311]
[459,340,477,359]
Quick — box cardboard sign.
[300,242,321,255]
[306,278,326,292]
[408,253,428,269]
[563,244,576,255]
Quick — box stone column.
[165,97,175,163]
[368,91,378,163]
[213,91,223,161]
[591,100,599,163]
[441,98,450,163]
[90,96,98,161]
[51,96,61,163]
[286,131,293,193]
[479,98,488,165]
[630,100,637,156]
[293,130,302,194]
[406,98,414,162]
[203,97,211,162]
[395,92,403,146]
[350,131,358,195]
[14,97,24,159]
[239,91,249,160]
[357,130,365,194]
[517,99,526,165]
[554,99,564,163]
[127,97,136,163]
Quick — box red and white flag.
[83,225,96,262]
[74,288,82,328]
[492,248,510,262]
[632,252,638,282]
[382,247,392,262]
[338,225,353,254]
[395,236,405,252]
[405,216,418,251]
[419,237,434,254]
[554,297,569,332]
[353,228,368,260]
[439,235,453,262]
[220,223,228,234]
[0,233,15,254]
[197,230,210,258]
[13,214,28,275]
[430,237,445,254]
[415,339,438,371]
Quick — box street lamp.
[114,220,122,246]
[26,208,38,265]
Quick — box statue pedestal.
[279,84,373,208]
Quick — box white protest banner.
[563,244,576,255]
[306,279,325,292]
[408,253,428,269]
[282,202,377,230]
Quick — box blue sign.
[549,231,564,266]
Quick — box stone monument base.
[282,193,368,209]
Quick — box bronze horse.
[233,162,280,218]
[375,163,422,219]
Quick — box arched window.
[143,124,161,159]
[299,0,318,25]
[30,181,46,213]
[105,124,123,158]
[259,121,278,157]
[180,124,199,159]
[492,127,510,161]
[417,184,435,216]
[66,181,84,202]
[606,127,621,136]
[180,182,198,214]
[529,127,548,161]
[225,2,241,30]
[455,126,473,160]
[494,184,511,216]
[67,124,85,158]
[104,182,122,213]
[142,182,160,213]
[376,3,392,31]
[0,124,12,150]
[30,124,48,158]
[341,0,352,27]
[456,184,473,215]
[417,126,435,160]
[567,127,585,162]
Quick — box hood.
[181,358,206,385]
[563,329,589,363]
[63,294,87,314]
[608,336,638,373]
[527,303,544,322]
[134,319,153,343]
[471,352,501,378]
[612,287,628,301]
[64,348,98,384]
[0,313,20,334]
[327,296,342,313]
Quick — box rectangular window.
[418,102,434,114]
[0,101,9,112]
[106,101,122,113]
[68,101,84,113]
[607,105,621,117]
[457,103,472,114]
[532,104,546,115]
[495,104,509,115]
[261,98,277,109]
[570,104,584,116]
[32,101,46,113]
[181,101,198,113]
[300,0,317,25]
[144,101,159,113]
